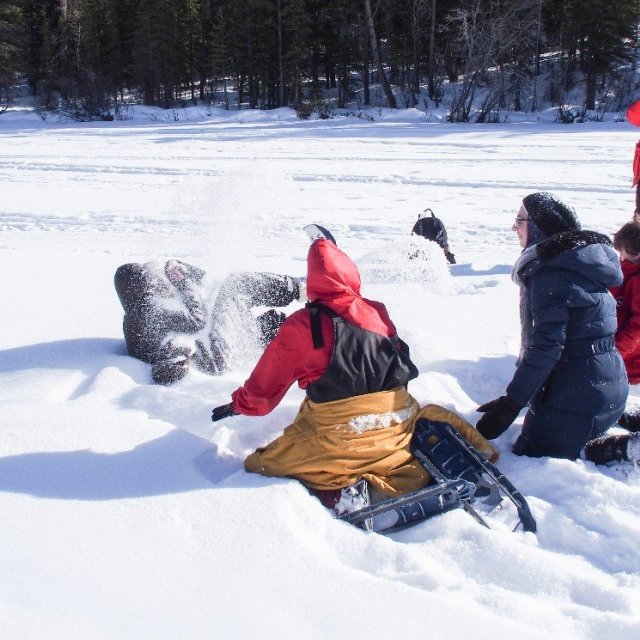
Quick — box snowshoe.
[336,478,475,534]
[303,223,337,245]
[411,418,537,533]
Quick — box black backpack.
[411,209,448,248]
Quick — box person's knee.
[513,421,586,460]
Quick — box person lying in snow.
[114,259,304,384]
[211,233,497,516]
[476,192,629,460]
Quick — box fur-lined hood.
[513,229,621,289]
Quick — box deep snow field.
[1,105,639,639]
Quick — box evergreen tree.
[364,0,397,107]
[281,0,313,107]
[133,0,187,107]
[0,0,26,109]
[565,0,637,109]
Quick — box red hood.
[306,239,395,336]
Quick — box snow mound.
[357,237,454,289]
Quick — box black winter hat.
[522,192,581,237]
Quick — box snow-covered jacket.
[232,239,414,415]
[507,230,627,414]
[610,258,640,384]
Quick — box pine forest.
[1,0,639,121]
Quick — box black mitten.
[211,402,238,422]
[444,250,456,264]
[152,341,193,385]
[152,360,189,385]
[476,396,521,440]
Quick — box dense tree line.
[0,0,638,120]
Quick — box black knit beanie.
[522,192,581,237]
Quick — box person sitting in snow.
[475,192,629,461]
[114,259,304,384]
[411,208,456,264]
[211,232,497,516]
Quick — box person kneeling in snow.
[211,235,496,515]
[411,208,456,264]
[114,259,304,384]
[476,192,629,460]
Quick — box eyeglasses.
[514,217,528,225]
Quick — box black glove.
[444,250,456,264]
[476,395,521,440]
[211,402,238,422]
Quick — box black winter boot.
[618,411,640,433]
[584,433,632,465]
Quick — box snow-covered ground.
[1,106,639,639]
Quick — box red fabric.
[610,259,640,384]
[232,239,398,415]
[627,101,640,127]
[633,141,640,187]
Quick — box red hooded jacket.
[633,141,640,188]
[232,239,400,415]
[610,258,640,384]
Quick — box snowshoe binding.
[336,478,475,534]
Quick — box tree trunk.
[362,15,370,105]
[363,0,396,108]
[585,63,596,110]
[276,0,284,107]
[531,0,542,111]
[427,0,436,98]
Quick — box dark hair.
[613,222,640,256]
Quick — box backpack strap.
[306,302,334,349]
